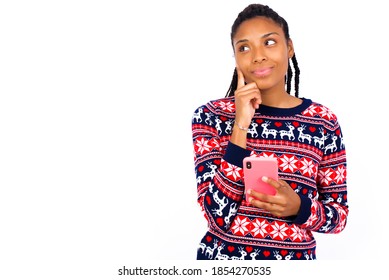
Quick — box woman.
[192,3,348,260]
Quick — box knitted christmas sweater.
[192,97,348,260]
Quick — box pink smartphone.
[243,157,278,201]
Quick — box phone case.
[243,157,278,200]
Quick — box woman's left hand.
[247,177,301,217]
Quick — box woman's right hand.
[234,66,262,128]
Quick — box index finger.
[262,176,282,189]
[236,65,245,89]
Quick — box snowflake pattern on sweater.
[192,97,348,260]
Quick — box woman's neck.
[260,90,301,108]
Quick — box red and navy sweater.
[192,97,348,260]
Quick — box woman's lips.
[252,67,272,77]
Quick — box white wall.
[1,0,388,279]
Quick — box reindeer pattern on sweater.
[192,97,348,260]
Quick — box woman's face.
[233,16,294,92]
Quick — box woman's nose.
[252,48,267,63]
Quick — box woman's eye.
[265,39,276,46]
[238,45,250,52]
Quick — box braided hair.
[225,4,300,97]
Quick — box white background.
[1,0,388,279]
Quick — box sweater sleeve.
[192,105,250,233]
[295,119,349,234]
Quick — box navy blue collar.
[256,98,312,117]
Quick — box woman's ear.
[287,39,294,58]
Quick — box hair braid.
[291,55,300,97]
[286,63,293,94]
[227,68,238,97]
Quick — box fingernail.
[262,176,268,181]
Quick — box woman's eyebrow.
[262,32,280,38]
[234,32,280,46]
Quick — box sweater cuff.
[292,194,312,225]
[223,142,251,168]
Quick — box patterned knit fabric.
[192,97,348,260]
